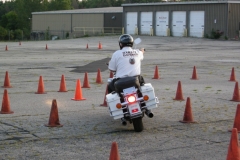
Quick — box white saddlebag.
[106,93,124,120]
[140,83,158,110]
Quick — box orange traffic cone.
[229,104,240,132]
[0,89,13,114]
[100,85,108,107]
[5,45,8,51]
[2,71,12,88]
[109,142,120,160]
[45,99,63,127]
[98,42,102,49]
[231,81,240,102]
[174,81,184,101]
[109,71,114,78]
[82,72,91,88]
[96,69,103,84]
[86,44,89,49]
[35,76,47,94]
[229,67,237,82]
[71,79,86,101]
[179,97,196,123]
[45,44,48,50]
[152,65,160,79]
[226,128,240,160]
[58,75,67,92]
[191,66,198,80]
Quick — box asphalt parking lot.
[0,35,240,160]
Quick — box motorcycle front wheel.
[132,117,143,132]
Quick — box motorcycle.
[105,38,159,132]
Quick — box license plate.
[129,103,141,115]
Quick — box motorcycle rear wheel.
[132,117,143,132]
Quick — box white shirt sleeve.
[138,50,144,60]
[140,51,144,60]
[108,51,117,71]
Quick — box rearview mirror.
[134,38,141,45]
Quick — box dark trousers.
[108,78,119,94]
[107,75,145,94]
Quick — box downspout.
[71,14,72,33]
[226,2,229,38]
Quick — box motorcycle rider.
[108,34,145,93]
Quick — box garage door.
[140,12,152,35]
[172,11,186,37]
[156,11,169,36]
[126,12,138,35]
[189,11,205,37]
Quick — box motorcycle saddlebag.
[106,93,124,120]
[140,83,158,110]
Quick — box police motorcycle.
[106,38,159,132]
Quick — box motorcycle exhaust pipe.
[145,110,154,118]
[121,118,127,126]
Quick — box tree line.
[0,0,166,41]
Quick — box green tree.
[48,0,72,10]
[0,1,15,19]
[42,0,50,11]
[14,29,23,40]
[14,0,47,39]
[79,0,88,8]
[0,26,7,40]
[14,0,31,31]
[79,0,126,8]
[1,11,18,30]
[71,0,79,9]
[111,0,124,6]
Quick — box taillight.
[127,95,136,103]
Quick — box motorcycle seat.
[114,76,140,93]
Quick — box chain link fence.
[30,30,69,40]
[31,27,123,40]
[72,27,123,38]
